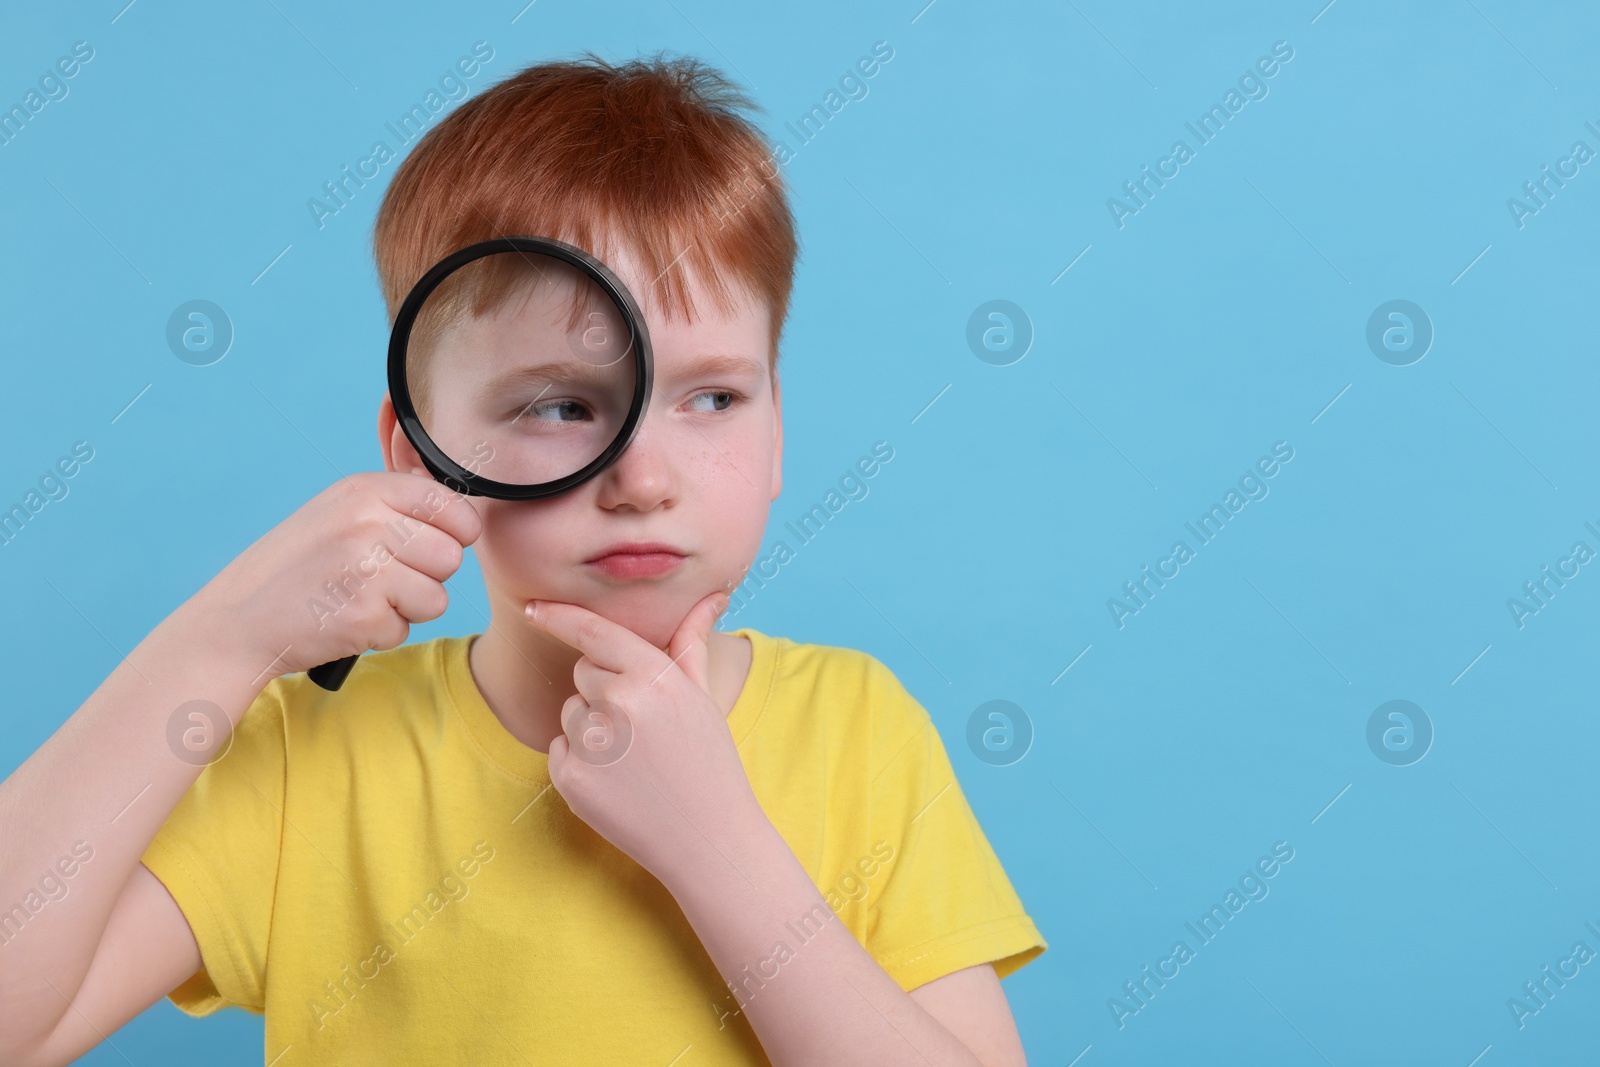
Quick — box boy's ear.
[770,367,783,502]
[378,392,430,477]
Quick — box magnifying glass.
[307,235,653,691]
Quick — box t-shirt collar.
[442,626,776,782]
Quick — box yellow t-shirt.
[141,627,1046,1064]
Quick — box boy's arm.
[0,605,272,1067]
[909,964,1029,1067]
[0,472,481,1065]
[22,864,203,1067]
[666,812,1018,1067]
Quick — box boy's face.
[382,241,781,651]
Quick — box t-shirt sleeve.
[139,678,289,1015]
[858,657,1047,992]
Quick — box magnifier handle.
[308,654,359,691]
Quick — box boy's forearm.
[660,813,983,1067]
[0,597,271,1050]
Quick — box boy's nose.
[594,412,676,512]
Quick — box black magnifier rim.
[387,235,653,500]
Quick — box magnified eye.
[514,397,592,424]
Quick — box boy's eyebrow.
[480,352,764,395]
[667,353,765,381]
[482,360,619,394]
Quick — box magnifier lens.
[304,240,650,692]
[405,249,638,487]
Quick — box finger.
[381,521,466,583]
[365,607,411,653]
[559,693,632,767]
[547,731,570,785]
[524,599,656,675]
[558,692,590,744]
[571,654,617,702]
[374,471,484,549]
[381,562,451,625]
[665,591,729,694]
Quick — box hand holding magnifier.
[307,236,654,691]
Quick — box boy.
[0,52,1045,1065]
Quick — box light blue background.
[3,1,1598,1064]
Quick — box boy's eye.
[688,389,742,413]
[514,398,591,424]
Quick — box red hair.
[372,51,798,370]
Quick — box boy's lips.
[584,541,687,579]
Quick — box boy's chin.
[568,587,707,651]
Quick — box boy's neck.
[465,616,752,756]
